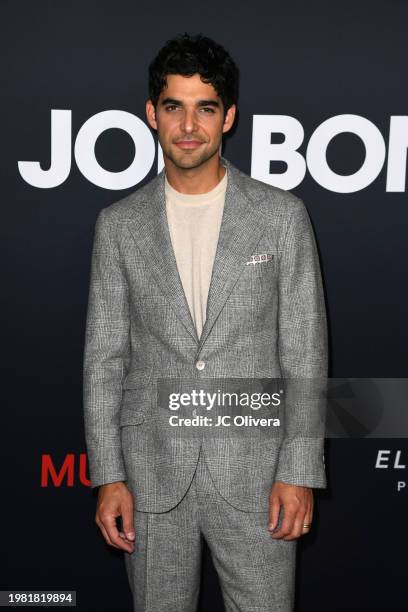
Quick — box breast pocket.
[233,255,277,296]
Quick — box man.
[83,32,328,612]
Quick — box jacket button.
[196,360,205,370]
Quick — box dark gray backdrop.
[2,0,407,610]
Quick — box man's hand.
[95,481,135,553]
[268,480,313,540]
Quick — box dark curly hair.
[148,32,239,117]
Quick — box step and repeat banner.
[2,1,407,610]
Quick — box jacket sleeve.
[82,208,130,489]
[274,198,328,488]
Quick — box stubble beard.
[162,137,221,171]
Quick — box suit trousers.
[124,445,297,611]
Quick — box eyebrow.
[160,97,220,109]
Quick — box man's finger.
[101,513,134,552]
[97,518,120,549]
[284,510,307,540]
[268,495,281,531]
[300,507,313,536]
[270,504,297,539]
[121,501,135,542]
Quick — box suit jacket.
[83,156,328,512]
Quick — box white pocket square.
[246,253,273,266]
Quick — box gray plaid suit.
[83,155,327,610]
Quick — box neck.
[164,154,226,194]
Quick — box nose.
[180,107,198,133]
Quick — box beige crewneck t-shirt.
[165,165,228,340]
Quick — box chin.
[168,152,207,170]
[177,159,204,169]
[163,143,219,169]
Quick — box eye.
[200,107,215,113]
[165,105,180,111]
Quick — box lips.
[174,140,204,149]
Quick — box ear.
[222,104,237,135]
[146,99,157,130]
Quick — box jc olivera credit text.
[168,414,281,427]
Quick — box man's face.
[146,73,236,170]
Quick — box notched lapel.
[126,171,200,344]
[197,159,267,351]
